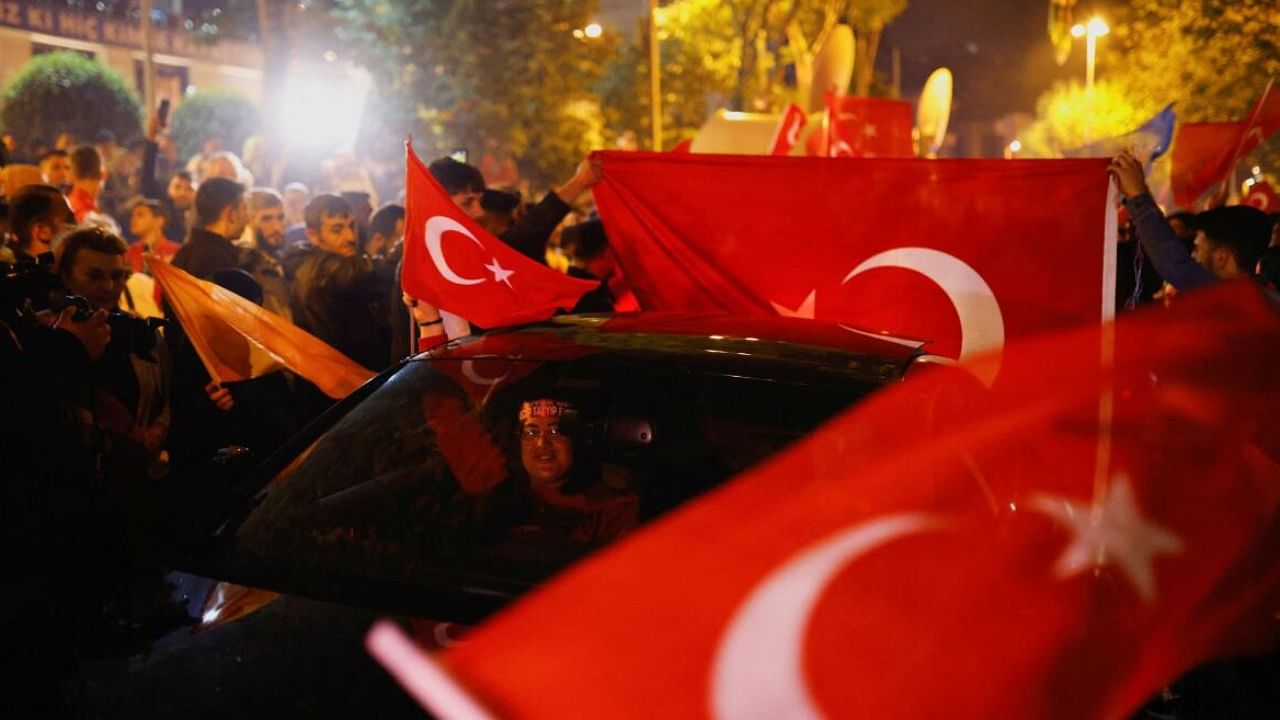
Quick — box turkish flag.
[370,280,1280,719]
[767,103,807,155]
[402,142,595,328]
[826,93,914,157]
[1172,81,1280,208]
[1171,122,1241,208]
[591,151,1114,386]
[1245,180,1278,213]
[1229,79,1280,173]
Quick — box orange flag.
[148,256,375,398]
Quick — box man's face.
[1192,231,1225,275]
[130,205,161,239]
[168,175,195,210]
[252,204,286,249]
[309,212,358,257]
[64,249,129,311]
[42,156,72,189]
[451,190,484,220]
[520,414,574,488]
[28,196,74,255]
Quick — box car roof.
[418,312,926,381]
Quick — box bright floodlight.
[1009,140,1023,153]
[584,22,603,38]
[1071,23,1086,38]
[1087,17,1109,37]
[278,63,371,152]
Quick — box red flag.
[402,142,595,327]
[670,139,693,153]
[766,103,807,155]
[591,151,1114,387]
[372,280,1280,719]
[825,93,914,157]
[1229,78,1280,173]
[1171,122,1241,208]
[1245,180,1278,213]
[1172,81,1280,208]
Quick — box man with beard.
[238,188,290,317]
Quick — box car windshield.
[230,350,887,609]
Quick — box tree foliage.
[0,51,143,146]
[333,0,613,189]
[1018,80,1146,157]
[169,89,262,162]
[599,0,907,150]
[1024,0,1279,169]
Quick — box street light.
[584,22,603,39]
[1071,16,1109,92]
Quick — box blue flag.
[1066,103,1176,163]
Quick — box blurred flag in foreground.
[369,280,1280,719]
[1066,102,1176,165]
[402,141,595,328]
[149,257,374,398]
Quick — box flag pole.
[649,0,662,151]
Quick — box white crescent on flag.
[843,247,1006,387]
[425,216,487,286]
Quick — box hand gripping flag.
[590,151,1115,388]
[149,257,373,398]
[402,142,595,327]
[370,280,1280,719]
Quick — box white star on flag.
[769,289,816,319]
[1032,474,1183,603]
[485,258,514,288]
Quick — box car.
[70,312,950,716]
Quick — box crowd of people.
[1,107,1278,712]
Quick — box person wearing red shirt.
[67,145,106,224]
[125,199,182,274]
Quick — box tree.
[1017,80,1147,157]
[1023,0,1279,170]
[599,0,907,150]
[333,0,614,189]
[169,89,262,162]
[0,51,142,147]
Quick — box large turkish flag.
[370,281,1280,719]
[592,151,1115,385]
[402,143,595,328]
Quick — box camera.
[1,256,166,357]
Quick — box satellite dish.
[916,67,953,157]
[807,24,854,113]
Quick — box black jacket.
[172,228,238,280]
[285,245,390,371]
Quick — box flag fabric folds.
[825,93,915,157]
[149,257,374,399]
[591,151,1114,383]
[372,280,1280,719]
[401,142,595,328]
[1066,102,1176,164]
[1171,80,1280,208]
[767,103,807,155]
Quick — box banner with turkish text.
[149,257,374,398]
[592,151,1115,387]
[370,280,1280,719]
[402,142,595,327]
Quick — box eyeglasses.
[521,425,566,442]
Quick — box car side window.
[233,355,872,597]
